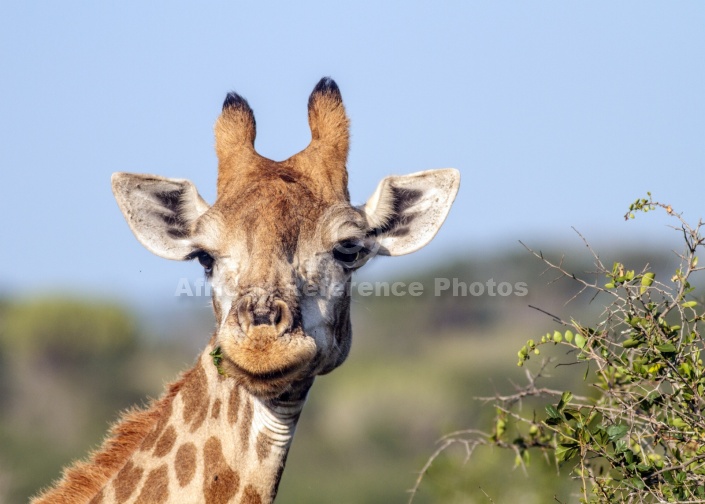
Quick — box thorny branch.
[409,197,705,503]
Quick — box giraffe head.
[112,78,459,399]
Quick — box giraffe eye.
[332,240,369,269]
[196,251,214,273]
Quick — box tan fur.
[294,89,350,200]
[215,85,349,205]
[214,101,257,187]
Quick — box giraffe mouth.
[216,326,318,397]
[227,359,305,394]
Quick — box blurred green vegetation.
[0,297,195,502]
[0,248,680,503]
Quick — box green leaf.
[624,449,634,464]
[606,424,628,441]
[545,404,561,419]
[615,439,628,453]
[557,391,573,412]
[495,417,506,438]
[640,272,655,294]
[630,477,646,490]
[670,417,688,429]
[209,346,228,377]
[545,405,563,425]
[656,343,677,353]
[636,463,652,474]
[574,332,587,349]
[622,338,641,348]
[682,300,698,308]
[555,443,579,463]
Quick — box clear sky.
[1,2,703,304]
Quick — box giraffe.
[32,77,460,504]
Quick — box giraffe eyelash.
[186,249,215,274]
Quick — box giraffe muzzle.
[216,294,317,397]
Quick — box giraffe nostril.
[236,296,254,333]
[273,300,292,337]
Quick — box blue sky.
[1,2,703,304]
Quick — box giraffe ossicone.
[33,77,460,504]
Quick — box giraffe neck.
[33,339,311,504]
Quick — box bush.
[0,297,137,363]
[412,195,705,503]
[0,297,144,503]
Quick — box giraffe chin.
[216,326,318,398]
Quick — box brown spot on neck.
[134,464,169,504]
[204,437,240,503]
[175,443,197,487]
[240,484,263,504]
[113,461,143,503]
[255,432,272,462]
[228,387,240,425]
[181,361,209,433]
[141,398,174,452]
[239,398,253,448]
[211,398,222,419]
[153,425,177,458]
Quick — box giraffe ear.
[111,172,210,260]
[363,168,460,256]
